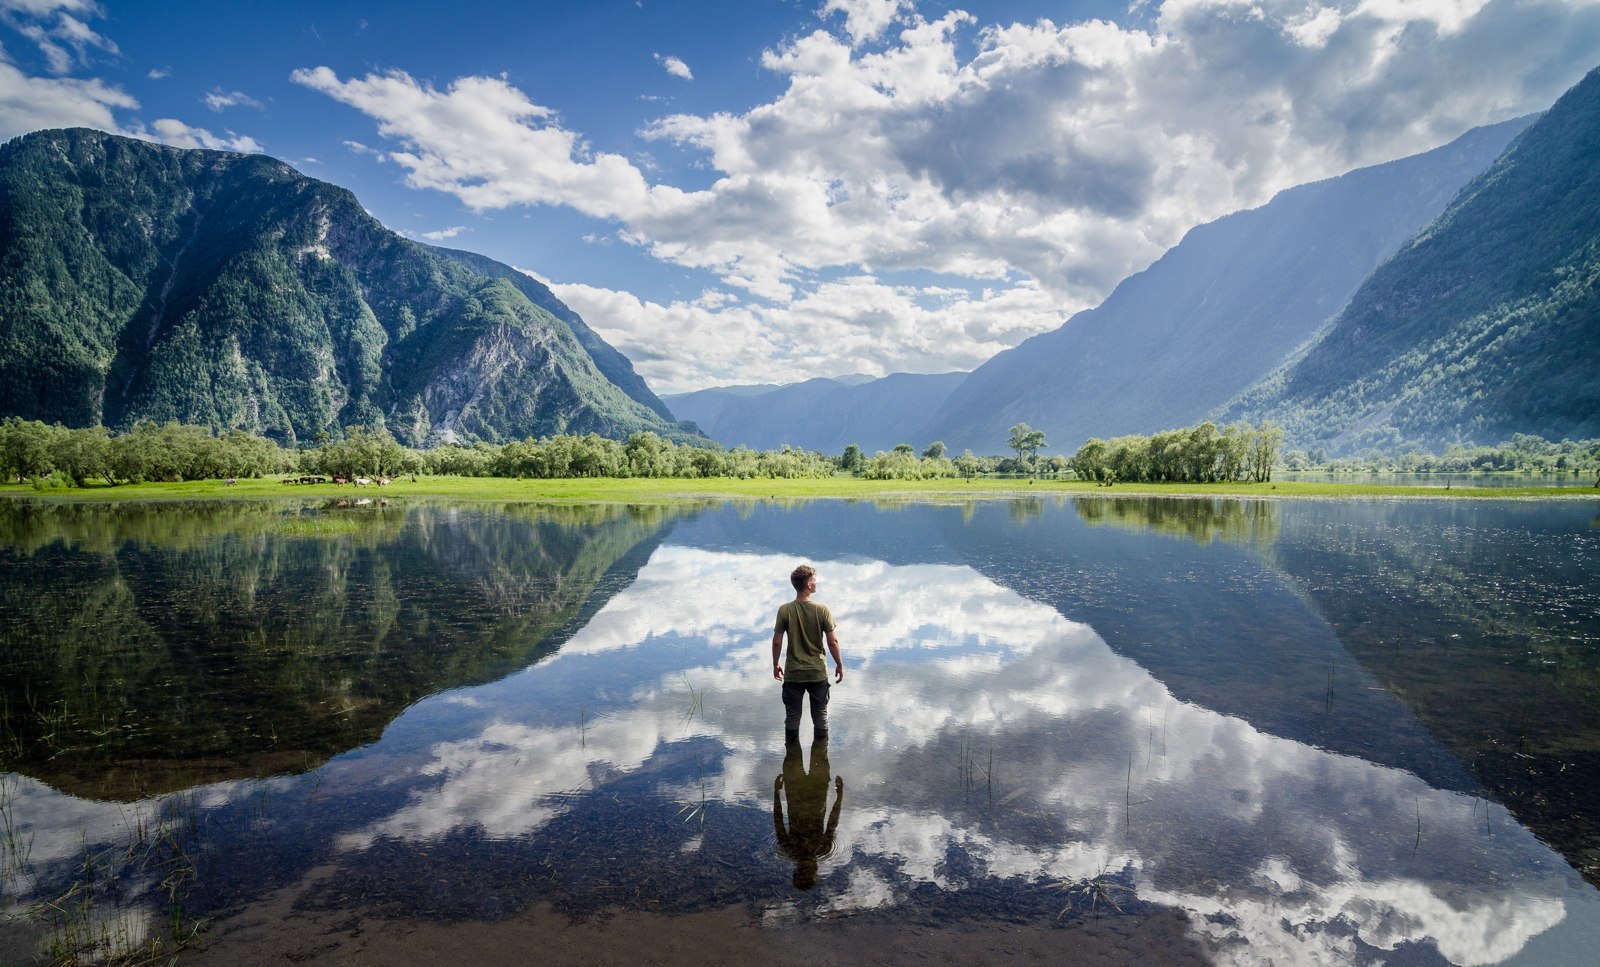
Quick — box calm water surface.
[1,495,1598,965]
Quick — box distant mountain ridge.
[918,115,1536,454]
[1222,68,1600,452]
[666,371,966,453]
[0,128,692,445]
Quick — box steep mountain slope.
[921,117,1534,454]
[0,128,692,445]
[426,244,674,422]
[666,371,967,452]
[1223,70,1600,452]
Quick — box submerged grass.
[276,515,366,536]
[2,790,210,966]
[1044,867,1133,919]
[1,474,1591,505]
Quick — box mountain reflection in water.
[1,497,1597,966]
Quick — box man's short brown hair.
[790,564,816,592]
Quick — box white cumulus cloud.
[1,0,116,73]
[298,0,1600,391]
[203,88,263,112]
[821,0,910,46]
[145,118,262,153]
[655,52,693,80]
[546,274,1064,394]
[0,46,133,139]
[0,3,264,157]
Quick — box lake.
[1,495,1598,965]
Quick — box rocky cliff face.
[0,128,694,445]
[427,244,674,422]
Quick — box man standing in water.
[772,564,844,741]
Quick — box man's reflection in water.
[774,737,844,890]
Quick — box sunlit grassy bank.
[0,474,1592,504]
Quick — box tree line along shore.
[3,416,1597,491]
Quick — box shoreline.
[1,474,1596,505]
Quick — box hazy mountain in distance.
[0,128,694,445]
[666,372,967,453]
[1222,68,1600,452]
[920,115,1536,455]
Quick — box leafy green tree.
[0,418,59,482]
[923,441,947,460]
[53,426,112,486]
[839,444,863,473]
[431,442,497,477]
[861,449,956,480]
[1247,421,1284,482]
[1008,423,1047,470]
[679,444,726,479]
[1070,439,1110,483]
[624,431,675,478]
[306,425,409,479]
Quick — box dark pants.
[782,680,831,735]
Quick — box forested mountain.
[1223,69,1600,452]
[665,371,966,453]
[0,128,693,445]
[918,117,1534,455]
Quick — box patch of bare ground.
[176,867,1213,967]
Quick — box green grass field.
[1,474,1593,504]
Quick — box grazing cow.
[354,477,371,487]
[333,475,350,485]
[225,478,237,486]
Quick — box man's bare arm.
[772,630,786,680]
[827,630,843,683]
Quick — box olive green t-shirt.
[774,600,835,683]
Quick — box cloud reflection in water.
[335,545,1586,965]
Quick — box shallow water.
[1,495,1598,964]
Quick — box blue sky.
[3,0,1598,393]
